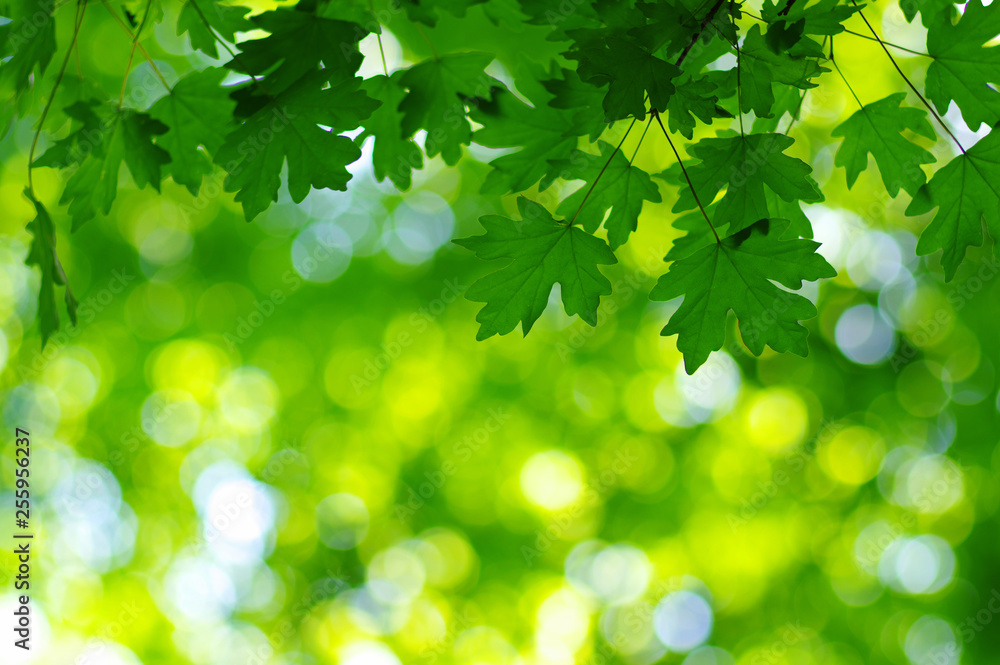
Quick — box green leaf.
[899,0,954,26]
[121,0,165,28]
[541,68,609,141]
[651,218,835,374]
[398,52,497,165]
[0,0,56,90]
[358,72,424,190]
[832,93,936,197]
[761,0,862,36]
[738,24,827,116]
[215,69,378,221]
[666,73,732,139]
[749,84,803,133]
[666,132,823,235]
[24,189,76,346]
[666,205,722,262]
[230,8,366,91]
[925,0,1000,130]
[629,0,695,51]
[34,101,170,230]
[765,18,805,53]
[906,130,1000,280]
[177,0,252,59]
[470,86,577,195]
[454,197,618,339]
[395,0,485,26]
[148,68,237,195]
[570,36,681,120]
[317,0,379,26]
[552,140,662,249]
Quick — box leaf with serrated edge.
[906,130,1000,280]
[652,218,835,373]
[455,197,618,339]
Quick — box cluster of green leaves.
[5,0,1000,372]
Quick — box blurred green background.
[2,1,1000,664]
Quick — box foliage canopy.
[3,0,998,372]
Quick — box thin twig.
[569,118,637,225]
[849,0,965,153]
[783,90,807,134]
[369,0,389,75]
[840,27,929,57]
[777,0,798,16]
[186,0,272,99]
[829,38,864,110]
[675,0,726,68]
[28,0,87,192]
[630,115,653,165]
[653,110,720,244]
[739,9,929,57]
[118,0,155,107]
[101,0,170,91]
[415,24,438,60]
[119,42,138,107]
[731,4,744,134]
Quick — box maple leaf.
[832,93,936,197]
[652,218,835,373]
[628,0,698,55]
[177,0,252,59]
[738,24,827,117]
[398,52,497,166]
[454,197,618,339]
[395,0,485,26]
[899,0,954,25]
[667,205,723,262]
[925,0,1000,130]
[34,101,170,230]
[570,36,680,120]
[749,84,803,133]
[149,68,237,195]
[666,195,811,262]
[470,86,578,195]
[215,69,378,221]
[552,141,662,249]
[666,132,823,235]
[317,0,380,26]
[229,8,366,91]
[24,189,76,346]
[358,73,424,191]
[760,0,862,37]
[666,73,732,139]
[0,0,56,89]
[906,130,1000,280]
[541,68,609,141]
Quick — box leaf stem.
[101,0,170,91]
[119,43,138,108]
[186,0,273,100]
[849,0,965,154]
[784,90,807,134]
[675,0,726,68]
[653,110,720,244]
[840,27,929,57]
[731,4,744,135]
[630,115,653,165]
[118,0,154,108]
[777,0,798,16]
[28,0,87,193]
[369,0,389,76]
[415,24,439,61]
[829,38,864,109]
[569,118,637,226]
